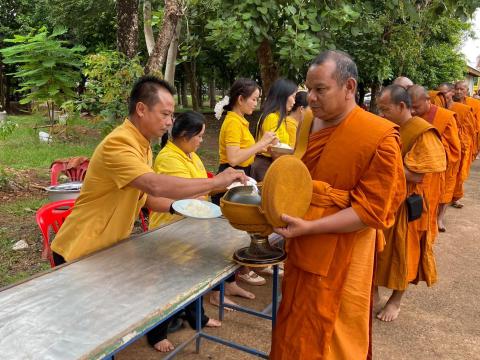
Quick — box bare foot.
[225,281,255,299]
[376,302,401,322]
[153,339,174,352]
[206,318,221,327]
[209,291,237,311]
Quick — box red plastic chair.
[207,171,214,178]
[139,208,149,232]
[36,199,75,268]
[50,160,90,185]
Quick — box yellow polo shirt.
[285,116,298,148]
[149,141,207,229]
[219,111,255,167]
[51,119,154,261]
[258,112,290,157]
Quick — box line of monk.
[270,54,477,358]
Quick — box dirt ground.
[117,162,480,360]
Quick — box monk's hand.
[273,214,312,238]
[212,167,248,190]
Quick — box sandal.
[257,265,284,277]
[237,271,267,286]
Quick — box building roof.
[467,65,480,77]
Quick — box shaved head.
[455,80,468,89]
[438,82,454,91]
[380,85,412,109]
[454,80,468,101]
[407,85,429,101]
[393,76,414,89]
[407,85,431,117]
[310,50,358,86]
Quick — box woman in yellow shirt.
[251,78,297,181]
[285,91,309,148]
[148,111,254,352]
[215,78,277,181]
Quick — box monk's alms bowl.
[220,185,273,236]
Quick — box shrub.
[80,50,144,135]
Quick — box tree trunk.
[197,77,203,109]
[143,0,155,55]
[164,20,182,85]
[116,0,139,59]
[177,81,182,106]
[181,76,188,107]
[358,82,365,106]
[0,61,5,111]
[209,77,216,108]
[184,61,199,111]
[369,82,381,114]
[145,0,182,75]
[256,38,279,96]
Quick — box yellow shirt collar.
[227,111,249,127]
[165,140,192,161]
[124,118,151,150]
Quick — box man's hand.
[212,167,248,191]
[273,214,312,238]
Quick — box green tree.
[81,50,144,133]
[0,27,84,124]
[206,0,360,92]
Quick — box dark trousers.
[147,300,209,346]
[52,251,66,266]
[211,163,251,206]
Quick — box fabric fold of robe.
[421,105,460,240]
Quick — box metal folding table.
[0,218,280,359]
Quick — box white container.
[45,181,82,202]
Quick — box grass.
[0,113,101,287]
[0,114,99,170]
[0,197,48,216]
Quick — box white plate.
[172,199,222,219]
[271,143,293,154]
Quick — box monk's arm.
[404,167,424,183]
[274,207,367,238]
[130,168,246,198]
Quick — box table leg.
[272,264,279,329]
[195,297,202,354]
[219,281,225,321]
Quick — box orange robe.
[376,117,446,290]
[463,97,480,155]
[449,102,476,200]
[270,107,405,360]
[420,105,460,239]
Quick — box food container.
[220,155,313,236]
[45,181,82,202]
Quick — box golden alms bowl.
[220,186,273,237]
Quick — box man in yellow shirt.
[51,76,246,264]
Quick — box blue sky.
[461,9,480,67]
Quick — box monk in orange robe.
[436,83,477,206]
[270,51,406,360]
[375,85,446,322]
[408,85,460,238]
[455,80,480,158]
